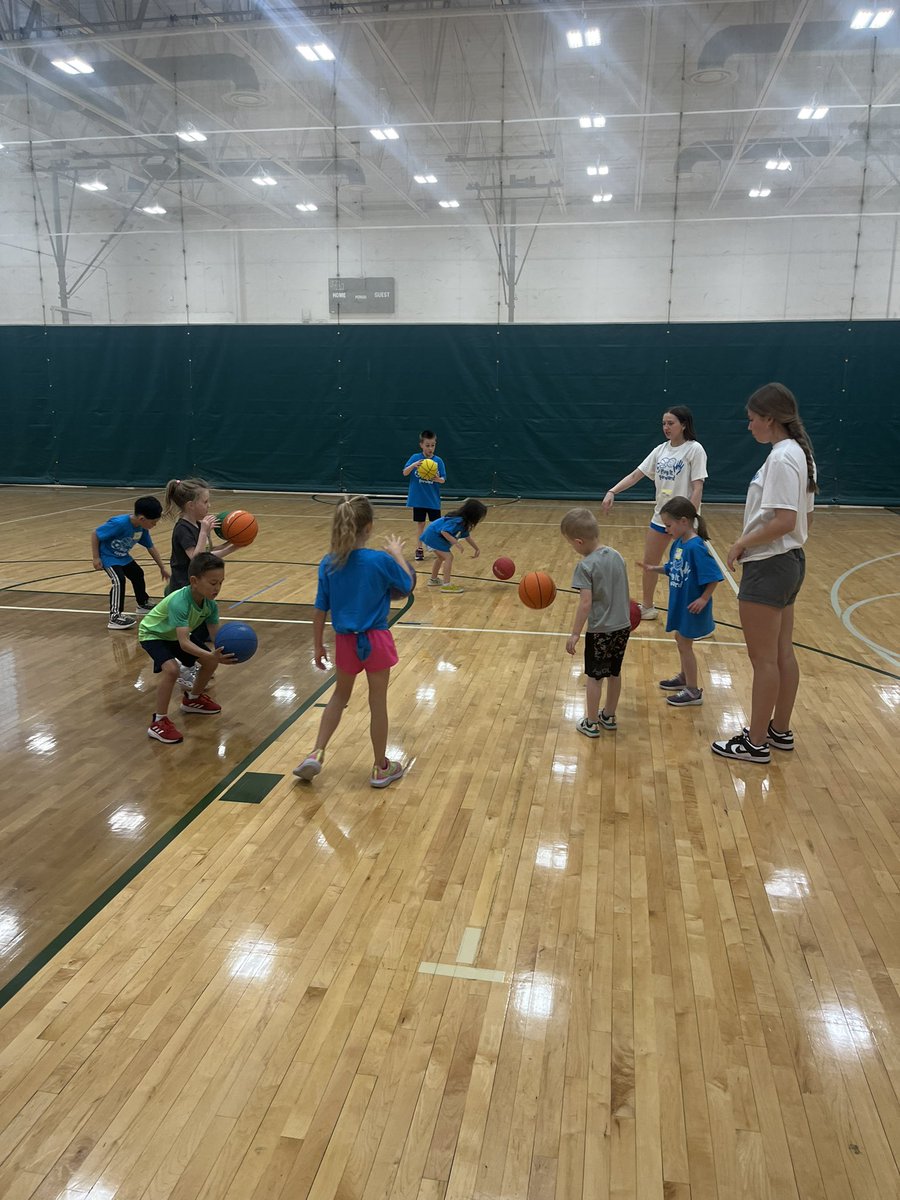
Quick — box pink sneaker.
[293,750,324,780]
[370,759,405,788]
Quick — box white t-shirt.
[740,439,816,562]
[638,440,709,521]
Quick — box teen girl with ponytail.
[712,383,818,764]
[294,496,415,788]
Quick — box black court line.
[0,592,414,1011]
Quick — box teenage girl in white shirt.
[712,383,818,764]
[601,406,708,621]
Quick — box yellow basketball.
[417,458,439,482]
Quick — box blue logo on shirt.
[657,454,686,483]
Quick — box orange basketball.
[220,510,258,548]
[518,570,556,609]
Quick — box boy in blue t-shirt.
[92,495,170,631]
[402,429,447,561]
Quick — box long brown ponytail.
[329,496,374,570]
[747,383,819,494]
[659,496,710,541]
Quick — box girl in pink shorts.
[294,496,415,788]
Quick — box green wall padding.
[2,322,898,505]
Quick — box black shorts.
[584,627,631,679]
[413,507,441,523]
[738,549,806,609]
[140,625,211,673]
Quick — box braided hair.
[747,383,818,494]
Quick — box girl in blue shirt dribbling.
[294,496,415,789]
[638,497,723,708]
[421,498,487,594]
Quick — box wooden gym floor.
[0,485,898,1200]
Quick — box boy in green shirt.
[139,552,235,744]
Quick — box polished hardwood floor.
[0,486,898,1199]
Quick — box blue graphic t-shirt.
[419,515,469,551]
[405,453,446,510]
[315,547,413,633]
[94,514,153,567]
[663,535,724,639]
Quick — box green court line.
[0,591,414,1011]
[219,772,284,804]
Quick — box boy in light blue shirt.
[91,495,169,630]
[402,428,446,560]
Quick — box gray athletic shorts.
[738,548,806,609]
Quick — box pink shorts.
[334,629,399,675]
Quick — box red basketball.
[492,556,515,580]
[221,510,259,548]
[518,570,556,610]
[629,599,642,631]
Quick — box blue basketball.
[214,621,258,663]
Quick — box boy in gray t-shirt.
[561,507,632,735]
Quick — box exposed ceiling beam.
[708,0,816,210]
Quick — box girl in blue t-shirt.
[638,497,723,708]
[294,496,415,789]
[420,498,487,594]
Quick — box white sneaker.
[639,605,658,621]
[178,663,199,689]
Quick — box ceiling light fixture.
[52,56,93,74]
[176,126,207,143]
[414,173,438,184]
[78,180,107,191]
[370,127,399,141]
[749,186,771,197]
[251,173,277,186]
[578,115,606,129]
[851,8,894,28]
[797,103,828,120]
[592,193,612,203]
[586,164,609,176]
[566,27,601,48]
[295,202,318,212]
[438,199,459,208]
[765,152,792,171]
[142,204,166,214]
[296,42,335,61]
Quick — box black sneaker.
[107,614,137,630]
[659,673,685,690]
[768,723,794,751]
[711,732,770,764]
[414,547,424,561]
[742,724,794,752]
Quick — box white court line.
[705,540,740,597]
[830,555,900,670]
[456,927,483,965]
[0,602,749,644]
[0,495,135,527]
[418,962,506,984]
